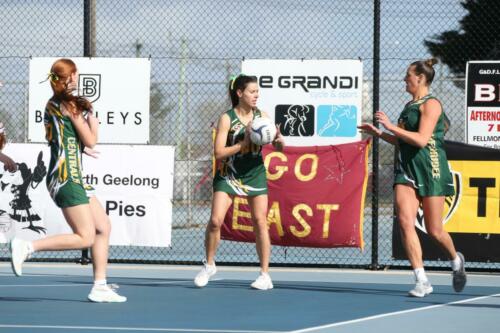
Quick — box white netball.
[250,117,277,146]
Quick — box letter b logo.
[79,74,101,102]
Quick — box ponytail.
[424,58,438,67]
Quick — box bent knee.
[81,235,95,248]
[96,218,111,236]
[427,227,445,239]
[79,230,96,248]
[208,217,224,232]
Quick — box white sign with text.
[29,57,151,144]
[465,61,500,148]
[242,59,363,146]
[0,144,173,247]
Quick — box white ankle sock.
[27,242,34,254]
[413,268,428,283]
[94,279,107,287]
[451,255,461,271]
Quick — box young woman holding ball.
[194,74,284,290]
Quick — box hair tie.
[229,73,245,90]
[39,72,59,84]
[49,72,59,82]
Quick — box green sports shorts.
[53,181,93,208]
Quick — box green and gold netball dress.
[394,95,455,197]
[213,108,268,196]
[44,100,93,208]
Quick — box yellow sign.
[444,160,500,233]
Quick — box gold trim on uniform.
[428,136,441,179]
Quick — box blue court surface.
[0,263,499,333]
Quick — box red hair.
[0,133,5,150]
[0,122,5,150]
[50,58,91,114]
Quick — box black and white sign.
[465,61,500,148]
[29,57,151,144]
[0,144,174,247]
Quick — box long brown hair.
[49,58,91,114]
[0,123,5,150]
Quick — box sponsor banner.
[465,61,500,148]
[393,140,500,261]
[241,59,363,146]
[0,143,174,247]
[221,140,370,248]
[29,57,151,144]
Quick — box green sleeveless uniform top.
[213,108,268,196]
[44,99,91,208]
[394,95,455,197]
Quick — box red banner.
[221,139,371,248]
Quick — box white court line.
[288,292,500,333]
[0,324,281,333]
[2,263,500,280]
[0,273,60,277]
[0,284,90,288]
[0,279,223,288]
[0,263,451,275]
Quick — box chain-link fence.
[1,0,499,270]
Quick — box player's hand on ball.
[239,122,252,153]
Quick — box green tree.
[425,0,500,88]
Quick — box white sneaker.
[408,281,433,297]
[251,272,273,290]
[194,261,216,288]
[88,284,127,303]
[9,238,32,276]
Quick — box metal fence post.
[79,0,96,265]
[370,0,381,270]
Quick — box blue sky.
[0,0,468,143]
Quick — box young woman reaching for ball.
[194,74,284,290]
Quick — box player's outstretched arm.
[358,122,398,145]
[0,152,17,172]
